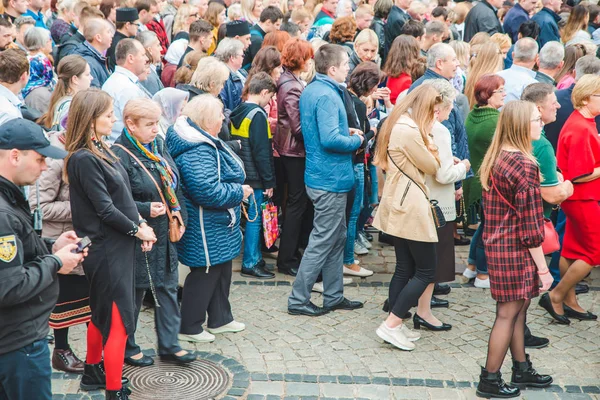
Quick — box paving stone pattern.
[52,243,600,399]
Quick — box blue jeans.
[467,217,488,274]
[344,164,364,264]
[549,209,566,288]
[242,189,264,268]
[0,339,51,400]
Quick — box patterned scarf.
[22,53,56,98]
[123,129,181,212]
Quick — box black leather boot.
[476,367,520,398]
[80,362,130,391]
[511,354,553,388]
[106,388,130,399]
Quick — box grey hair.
[214,37,244,63]
[24,27,50,51]
[513,37,539,62]
[57,0,78,13]
[575,54,600,80]
[425,20,446,37]
[190,56,230,92]
[136,30,159,48]
[426,43,455,69]
[538,41,564,69]
[182,94,223,133]
[14,16,35,30]
[422,78,456,106]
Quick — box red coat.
[147,18,169,56]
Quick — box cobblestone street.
[51,242,600,400]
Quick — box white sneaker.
[462,268,477,279]
[401,324,421,342]
[358,232,372,249]
[343,265,374,277]
[376,322,415,351]
[474,277,491,289]
[354,241,369,255]
[178,331,215,343]
[207,321,246,334]
[312,282,324,293]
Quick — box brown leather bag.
[114,144,185,242]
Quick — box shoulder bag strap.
[386,150,430,201]
[490,174,517,211]
[113,143,173,220]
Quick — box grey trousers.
[288,187,348,309]
[125,285,182,357]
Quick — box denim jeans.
[344,164,365,264]
[549,209,566,288]
[357,163,378,233]
[242,189,264,268]
[467,216,488,274]
[0,339,52,400]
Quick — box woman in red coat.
[476,101,553,399]
[540,74,600,324]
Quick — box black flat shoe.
[430,296,449,308]
[278,267,298,277]
[575,283,589,295]
[454,235,471,246]
[563,304,598,321]
[159,352,197,364]
[325,297,363,311]
[241,262,275,279]
[124,354,154,367]
[413,314,452,331]
[433,283,451,296]
[288,302,330,317]
[538,293,570,325]
[524,330,549,349]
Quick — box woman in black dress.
[64,89,157,400]
[112,98,195,367]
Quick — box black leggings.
[389,236,437,318]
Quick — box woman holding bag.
[112,98,195,366]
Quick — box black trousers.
[179,261,233,335]
[277,156,313,270]
[389,236,437,318]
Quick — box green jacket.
[463,106,500,211]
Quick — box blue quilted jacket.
[166,116,245,268]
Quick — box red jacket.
[147,18,169,55]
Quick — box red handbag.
[491,176,560,255]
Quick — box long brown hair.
[479,101,537,190]
[63,89,118,183]
[561,5,589,44]
[464,42,503,108]
[555,43,586,84]
[242,46,281,100]
[383,35,425,80]
[38,55,89,129]
[374,84,443,170]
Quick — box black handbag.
[387,151,446,229]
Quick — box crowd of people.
[0,0,599,398]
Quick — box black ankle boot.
[511,354,553,388]
[476,367,520,399]
[105,388,130,399]
[80,362,130,391]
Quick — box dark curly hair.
[329,16,357,44]
[348,62,384,97]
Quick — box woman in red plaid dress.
[476,101,553,399]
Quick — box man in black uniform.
[0,119,88,400]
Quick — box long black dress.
[67,149,139,339]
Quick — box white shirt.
[102,66,150,142]
[0,84,23,126]
[496,64,537,105]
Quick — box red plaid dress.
[482,150,545,302]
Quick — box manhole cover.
[124,358,231,400]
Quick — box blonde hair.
[355,4,374,18]
[374,84,443,170]
[228,3,242,20]
[449,40,469,70]
[241,0,260,24]
[182,94,223,132]
[464,42,503,108]
[572,73,600,109]
[173,4,195,35]
[123,98,161,131]
[190,56,230,93]
[469,31,490,46]
[490,33,511,52]
[479,101,537,190]
[354,28,379,48]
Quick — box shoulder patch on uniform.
[0,235,17,263]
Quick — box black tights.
[485,299,530,372]
[54,328,69,350]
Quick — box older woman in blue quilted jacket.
[166,94,254,344]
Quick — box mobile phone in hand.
[73,237,92,253]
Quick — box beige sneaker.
[207,321,246,334]
[401,324,421,342]
[376,322,415,351]
[343,265,374,277]
[178,331,215,343]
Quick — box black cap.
[226,20,250,37]
[0,119,68,159]
[116,7,139,23]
